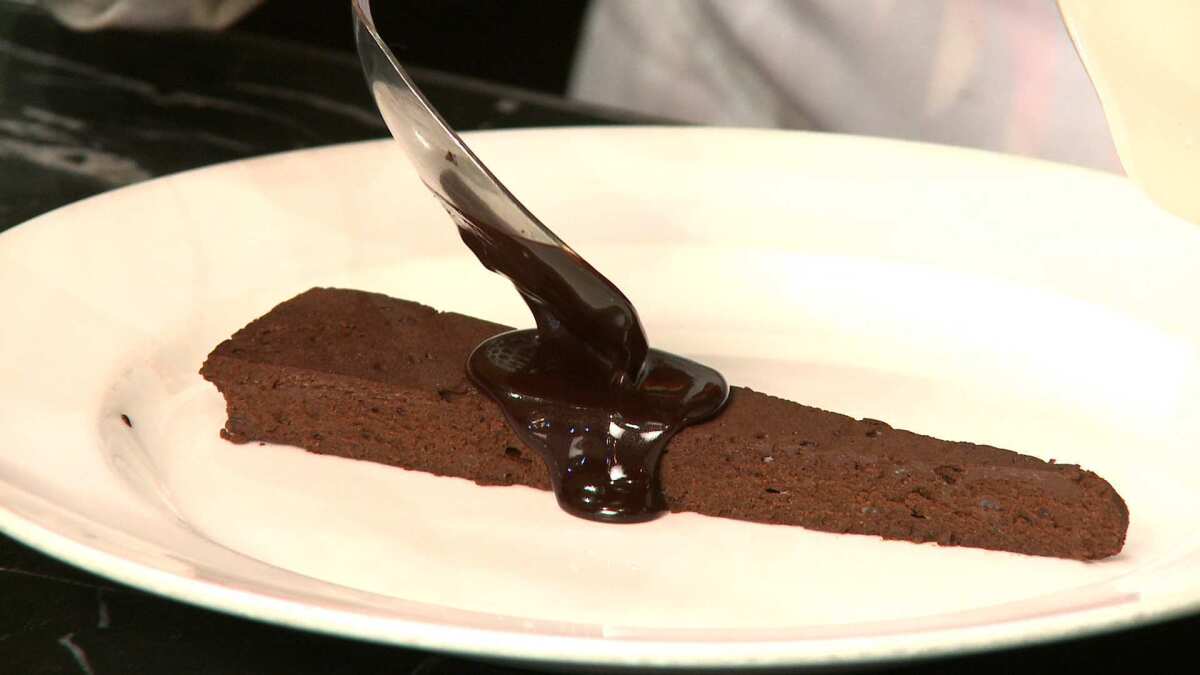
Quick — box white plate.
[2,128,1199,670]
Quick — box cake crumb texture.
[201,288,1128,560]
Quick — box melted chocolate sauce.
[436,172,728,522]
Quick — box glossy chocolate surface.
[438,173,728,522]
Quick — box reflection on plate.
[1,128,1199,669]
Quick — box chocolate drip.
[437,170,728,522]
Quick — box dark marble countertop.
[0,2,641,231]
[0,3,1195,673]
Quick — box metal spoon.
[351,0,649,378]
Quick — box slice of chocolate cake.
[200,287,1129,559]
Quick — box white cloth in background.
[36,0,262,30]
[570,0,1121,172]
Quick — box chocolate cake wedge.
[200,287,1129,559]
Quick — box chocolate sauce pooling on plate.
[436,172,728,523]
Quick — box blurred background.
[239,0,590,95]
[228,0,1123,173]
[8,0,1122,170]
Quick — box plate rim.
[2,127,1197,668]
[5,499,1198,668]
